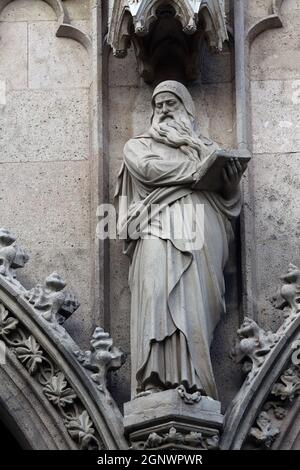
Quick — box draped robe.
[115,134,242,399]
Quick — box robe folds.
[115,134,242,399]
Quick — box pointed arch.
[0,274,129,450]
[221,313,300,450]
[0,350,77,449]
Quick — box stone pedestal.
[124,389,223,450]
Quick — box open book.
[192,149,251,192]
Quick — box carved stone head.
[151,80,195,123]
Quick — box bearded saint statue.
[115,81,246,400]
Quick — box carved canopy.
[108,0,228,82]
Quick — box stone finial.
[274,264,300,316]
[0,228,29,290]
[249,411,280,448]
[25,272,80,326]
[271,366,300,402]
[231,316,280,379]
[74,327,125,393]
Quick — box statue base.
[124,388,223,450]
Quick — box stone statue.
[115,81,246,400]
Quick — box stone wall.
[0,0,92,345]
[249,0,300,330]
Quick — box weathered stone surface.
[201,43,234,85]
[256,239,300,297]
[0,160,90,249]
[248,1,300,347]
[19,246,92,347]
[0,0,90,23]
[250,3,300,81]
[248,0,272,21]
[256,239,300,332]
[0,1,93,348]
[192,82,235,148]
[72,19,91,36]
[109,239,131,405]
[28,21,89,89]
[251,80,300,154]
[0,0,56,21]
[0,160,92,345]
[253,153,300,242]
[64,0,90,20]
[0,22,27,90]
[124,389,223,450]
[211,308,243,412]
[282,0,300,13]
[108,85,152,175]
[0,89,89,162]
[124,390,222,429]
[109,48,140,88]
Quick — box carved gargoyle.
[0,228,29,290]
[74,327,125,394]
[274,264,300,316]
[25,272,80,327]
[231,316,280,377]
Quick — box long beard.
[149,117,209,162]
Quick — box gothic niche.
[108,0,228,84]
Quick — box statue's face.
[152,91,194,135]
[153,91,191,125]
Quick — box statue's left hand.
[221,158,247,199]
